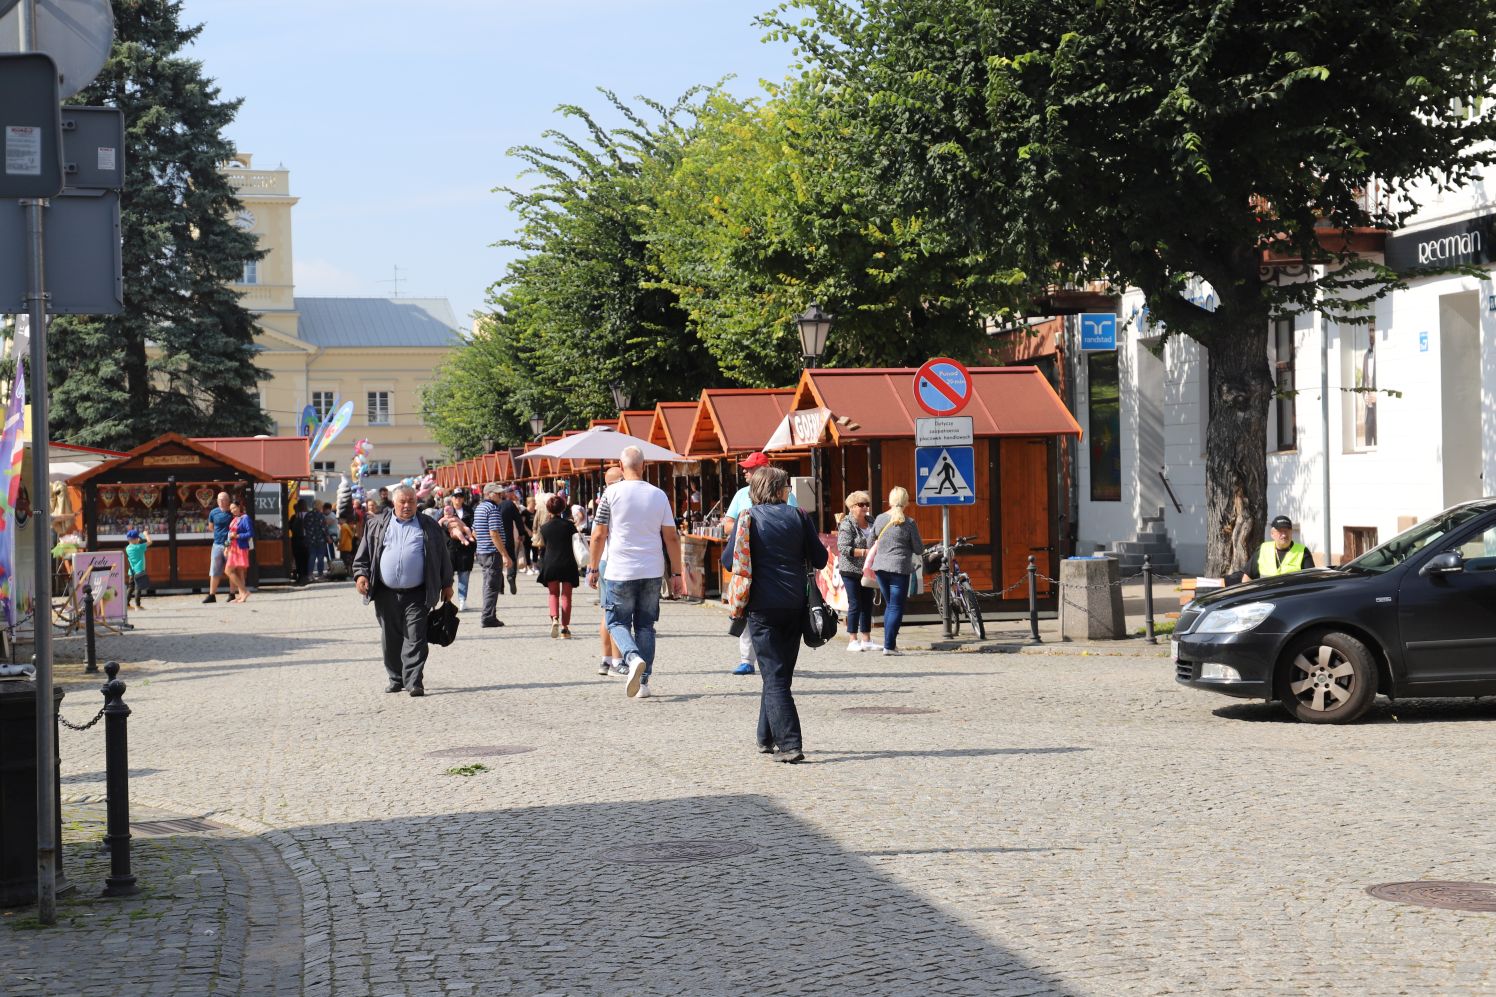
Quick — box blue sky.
[180,0,798,328]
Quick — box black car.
[1175,499,1496,723]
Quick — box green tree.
[647,84,1024,384]
[425,91,722,457]
[48,0,269,449]
[774,0,1496,572]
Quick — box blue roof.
[293,297,462,349]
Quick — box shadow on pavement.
[281,794,1078,996]
[810,747,1089,765]
[1214,696,1496,725]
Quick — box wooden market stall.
[68,433,290,591]
[195,436,313,583]
[647,402,700,517]
[772,367,1082,613]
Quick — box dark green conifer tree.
[49,0,269,449]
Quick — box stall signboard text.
[913,357,972,417]
[915,416,973,447]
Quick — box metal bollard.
[1027,555,1041,643]
[83,587,98,673]
[1142,555,1157,644]
[100,662,138,897]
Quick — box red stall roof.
[616,409,656,439]
[196,436,312,480]
[686,388,794,457]
[649,403,699,455]
[790,367,1081,443]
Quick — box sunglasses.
[854,501,871,506]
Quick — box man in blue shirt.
[353,484,453,696]
[471,483,513,628]
[203,491,233,604]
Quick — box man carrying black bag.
[353,484,454,697]
[720,464,829,764]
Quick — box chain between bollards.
[1142,555,1157,644]
[83,587,97,673]
[100,661,138,897]
[1026,555,1041,644]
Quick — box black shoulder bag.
[802,569,840,649]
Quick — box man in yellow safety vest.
[1241,515,1315,583]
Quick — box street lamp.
[529,413,545,439]
[609,381,630,412]
[796,302,833,368]
[480,437,493,454]
[796,302,833,529]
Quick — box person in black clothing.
[495,487,527,595]
[536,494,581,638]
[443,490,477,611]
[291,498,313,585]
[721,465,829,764]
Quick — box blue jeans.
[602,577,661,682]
[455,570,471,603]
[841,572,870,635]
[310,545,327,575]
[876,571,910,650]
[749,608,802,752]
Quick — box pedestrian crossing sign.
[915,446,977,505]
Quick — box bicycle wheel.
[960,587,987,640]
[931,572,951,634]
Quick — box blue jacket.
[721,503,828,611]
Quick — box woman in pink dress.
[225,500,253,603]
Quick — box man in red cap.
[721,452,798,675]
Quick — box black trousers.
[292,543,310,584]
[375,585,429,689]
[477,551,505,624]
[748,608,804,752]
[504,538,519,593]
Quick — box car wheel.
[1275,630,1378,724]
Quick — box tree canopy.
[769,0,1496,571]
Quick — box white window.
[366,460,392,476]
[1342,321,1377,452]
[367,391,391,426]
[242,259,258,285]
[311,391,336,420]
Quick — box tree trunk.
[1203,315,1274,577]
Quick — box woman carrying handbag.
[837,491,875,652]
[721,465,828,763]
[867,487,923,656]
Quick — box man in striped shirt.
[473,483,514,628]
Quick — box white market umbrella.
[515,426,685,463]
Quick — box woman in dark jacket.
[721,465,829,763]
[536,494,581,638]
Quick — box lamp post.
[480,437,493,454]
[529,414,545,440]
[796,303,833,529]
[609,382,630,412]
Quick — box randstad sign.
[1384,212,1496,273]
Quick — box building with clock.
[221,153,461,491]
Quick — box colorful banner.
[311,400,354,461]
[300,403,319,440]
[0,359,26,627]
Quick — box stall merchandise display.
[94,481,239,540]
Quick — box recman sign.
[915,416,973,447]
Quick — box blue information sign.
[915,446,977,506]
[1080,313,1118,351]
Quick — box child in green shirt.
[125,529,151,609]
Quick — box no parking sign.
[913,357,972,417]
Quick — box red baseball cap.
[740,452,771,470]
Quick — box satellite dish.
[0,0,114,100]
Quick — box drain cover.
[601,840,757,864]
[131,817,225,837]
[841,706,940,716]
[1367,881,1496,912]
[424,745,536,758]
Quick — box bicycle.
[924,535,986,640]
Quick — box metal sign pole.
[941,507,951,637]
[19,0,58,926]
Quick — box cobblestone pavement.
[14,576,1496,995]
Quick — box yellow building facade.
[222,154,460,489]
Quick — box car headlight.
[1195,601,1274,634]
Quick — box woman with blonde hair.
[837,490,875,651]
[868,486,923,655]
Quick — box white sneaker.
[634,682,652,699]
[882,647,904,656]
[625,653,647,697]
[846,641,863,653]
[550,619,561,639]
[456,597,465,612]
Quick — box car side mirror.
[1420,551,1465,577]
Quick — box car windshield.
[1342,506,1490,574]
